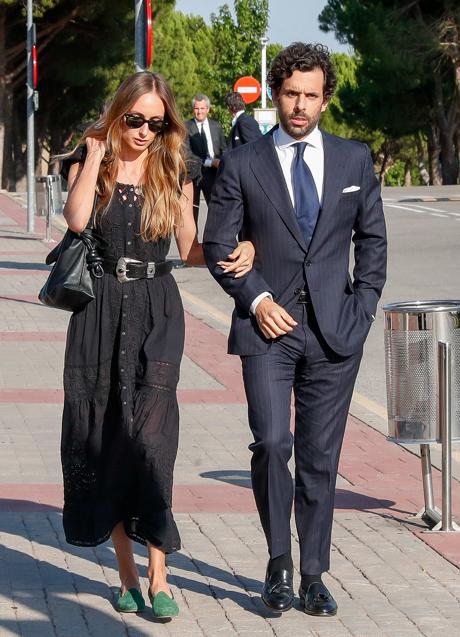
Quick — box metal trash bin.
[384,300,460,444]
[35,174,63,216]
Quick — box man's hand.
[211,158,220,169]
[255,298,297,339]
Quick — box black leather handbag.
[39,228,104,312]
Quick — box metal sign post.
[134,0,145,71]
[260,36,268,109]
[134,0,152,71]
[432,342,460,531]
[26,0,36,232]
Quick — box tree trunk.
[439,130,458,184]
[428,124,442,186]
[432,72,458,185]
[1,84,13,190]
[455,127,460,183]
[404,159,412,186]
[415,133,430,185]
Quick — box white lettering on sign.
[237,87,258,94]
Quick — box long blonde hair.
[66,72,186,241]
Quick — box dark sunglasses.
[124,113,168,133]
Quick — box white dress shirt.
[194,118,215,168]
[249,125,324,314]
[274,124,324,205]
[231,110,245,127]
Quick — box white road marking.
[385,203,458,219]
[385,203,428,213]
[403,203,450,213]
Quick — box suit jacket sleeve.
[352,145,387,318]
[203,152,274,313]
[238,115,262,145]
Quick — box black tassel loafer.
[299,581,337,617]
[261,566,294,612]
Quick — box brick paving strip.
[1,193,460,637]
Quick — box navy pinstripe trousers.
[241,301,362,575]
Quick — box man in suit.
[225,91,262,148]
[203,43,386,618]
[185,93,227,224]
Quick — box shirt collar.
[232,110,245,126]
[195,118,208,128]
[274,124,322,150]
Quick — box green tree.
[319,0,460,185]
[153,7,202,117]
[207,0,271,129]
[0,0,178,188]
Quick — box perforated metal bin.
[383,301,460,443]
[35,174,63,216]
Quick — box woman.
[60,71,254,619]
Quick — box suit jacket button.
[306,260,312,266]
[294,288,300,294]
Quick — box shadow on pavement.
[199,469,413,518]
[0,501,274,630]
[0,261,50,271]
[0,296,42,307]
[200,469,251,488]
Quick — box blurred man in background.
[225,91,262,148]
[185,94,227,224]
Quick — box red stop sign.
[233,76,261,104]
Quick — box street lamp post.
[134,0,145,71]
[260,36,269,109]
[26,0,35,232]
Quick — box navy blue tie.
[292,142,320,247]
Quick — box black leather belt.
[297,289,310,304]
[103,257,173,282]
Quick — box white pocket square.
[342,185,360,193]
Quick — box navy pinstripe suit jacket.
[203,127,387,357]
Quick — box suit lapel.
[251,133,308,253]
[209,119,219,154]
[310,131,349,248]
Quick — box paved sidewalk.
[0,192,460,637]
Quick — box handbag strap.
[88,191,99,230]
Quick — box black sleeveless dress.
[61,179,184,552]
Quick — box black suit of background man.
[225,91,262,148]
[185,94,227,224]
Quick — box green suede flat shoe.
[115,588,146,613]
[148,589,179,618]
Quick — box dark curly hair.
[224,91,246,113]
[267,42,337,100]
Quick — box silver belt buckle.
[116,257,143,283]
[146,262,156,278]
